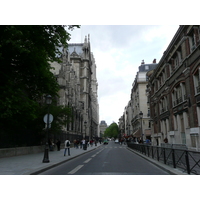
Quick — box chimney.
[153,59,156,63]
[141,60,145,64]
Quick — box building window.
[170,59,175,74]
[191,135,197,147]
[160,96,167,113]
[177,48,182,65]
[193,68,200,94]
[147,108,150,117]
[145,65,149,70]
[172,83,186,106]
[174,55,179,68]
[173,115,178,130]
[188,30,196,53]
[181,132,186,144]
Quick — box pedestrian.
[48,139,54,151]
[76,139,80,149]
[90,139,93,147]
[146,138,150,144]
[82,138,85,150]
[80,140,83,148]
[64,138,71,156]
[73,139,76,148]
[56,139,61,151]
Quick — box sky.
[68,25,179,125]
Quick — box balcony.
[196,85,200,94]
[173,96,186,107]
[161,107,167,113]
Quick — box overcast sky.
[68,25,179,125]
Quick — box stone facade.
[50,35,99,141]
[130,60,157,141]
[148,25,200,150]
[119,60,157,141]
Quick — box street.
[39,141,170,175]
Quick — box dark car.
[103,140,109,145]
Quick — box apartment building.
[148,25,200,150]
[130,60,157,141]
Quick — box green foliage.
[104,122,119,138]
[46,104,72,133]
[0,25,80,147]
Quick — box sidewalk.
[0,144,102,175]
[127,147,188,175]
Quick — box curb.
[127,147,188,175]
[29,146,100,175]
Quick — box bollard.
[163,148,166,164]
[172,149,176,168]
[157,147,159,161]
[185,151,190,174]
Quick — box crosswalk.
[101,146,127,149]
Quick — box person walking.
[56,139,61,151]
[76,139,80,149]
[73,139,76,148]
[94,139,97,146]
[82,138,86,150]
[64,139,71,156]
[80,139,83,149]
[90,139,93,147]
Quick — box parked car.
[103,140,109,145]
[115,139,119,143]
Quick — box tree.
[0,25,80,147]
[104,122,119,138]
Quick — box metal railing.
[127,143,200,175]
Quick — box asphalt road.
[39,141,170,175]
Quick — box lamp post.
[43,95,52,163]
[84,121,87,150]
[139,111,143,142]
[84,121,87,139]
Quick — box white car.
[115,139,119,143]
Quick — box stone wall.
[0,146,45,158]
[0,144,65,158]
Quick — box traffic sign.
[43,114,53,124]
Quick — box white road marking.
[68,165,84,174]
[83,158,92,163]
[91,154,96,157]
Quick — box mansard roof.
[100,120,107,126]
[138,63,157,72]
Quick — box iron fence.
[127,143,200,175]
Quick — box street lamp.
[84,121,87,139]
[43,95,52,163]
[139,111,143,142]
